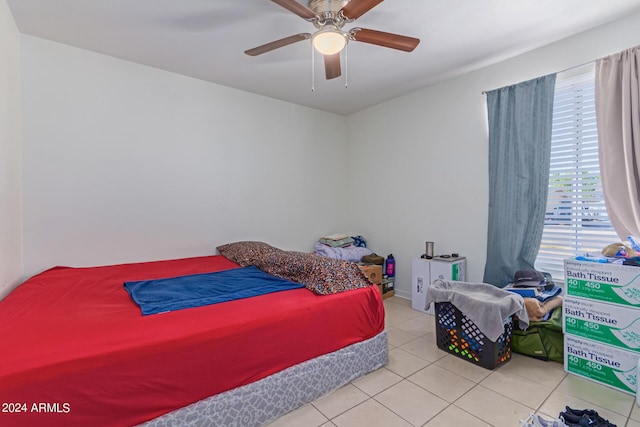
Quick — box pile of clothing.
[504,270,563,321]
[318,234,355,248]
[314,234,372,263]
[505,269,564,362]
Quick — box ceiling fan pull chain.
[311,43,315,92]
[345,44,348,88]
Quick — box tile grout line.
[385,298,637,427]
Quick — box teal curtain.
[483,74,556,287]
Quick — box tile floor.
[267,296,640,427]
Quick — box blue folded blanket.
[124,266,304,315]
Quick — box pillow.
[216,241,282,266]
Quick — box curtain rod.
[481,60,595,94]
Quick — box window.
[534,66,619,282]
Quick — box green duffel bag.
[512,307,564,363]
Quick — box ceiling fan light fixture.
[312,27,347,55]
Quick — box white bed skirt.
[141,331,388,427]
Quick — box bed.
[0,243,387,426]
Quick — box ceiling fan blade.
[340,0,383,20]
[350,28,420,52]
[245,33,310,56]
[271,0,316,20]
[324,53,342,80]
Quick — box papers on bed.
[124,265,304,315]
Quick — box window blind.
[534,68,619,282]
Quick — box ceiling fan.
[245,0,420,80]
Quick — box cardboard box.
[376,284,394,299]
[564,259,640,308]
[565,334,639,395]
[411,257,466,315]
[563,296,640,352]
[359,264,382,285]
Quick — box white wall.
[16,11,640,291]
[347,11,640,299]
[20,36,348,277]
[0,0,22,299]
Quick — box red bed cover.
[0,255,385,426]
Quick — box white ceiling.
[8,0,640,115]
